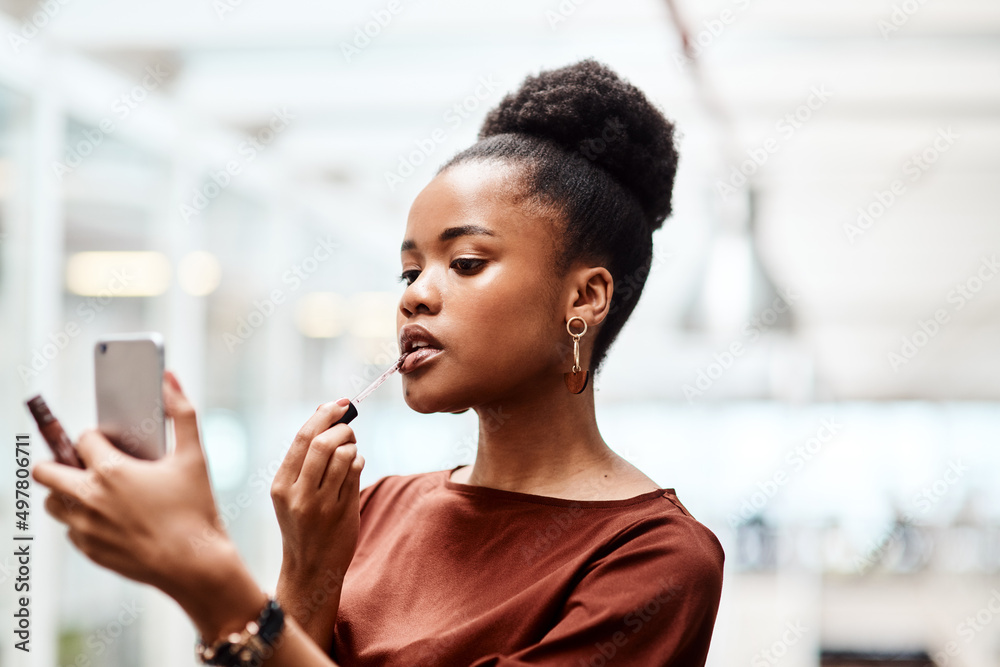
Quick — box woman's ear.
[565,265,614,327]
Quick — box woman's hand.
[271,398,365,651]
[31,371,268,642]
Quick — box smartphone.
[94,332,166,460]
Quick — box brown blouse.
[331,466,725,666]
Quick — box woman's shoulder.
[597,489,726,584]
[657,490,725,562]
[358,468,447,512]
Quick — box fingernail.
[336,398,350,407]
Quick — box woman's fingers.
[298,428,355,491]
[32,459,88,497]
[338,454,364,503]
[44,490,79,522]
[274,401,353,488]
[44,491,120,540]
[319,442,358,496]
[76,428,127,470]
[65,526,132,574]
[163,371,201,457]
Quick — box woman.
[34,58,724,666]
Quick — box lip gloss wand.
[332,352,408,426]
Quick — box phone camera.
[99,343,107,354]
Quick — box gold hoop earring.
[564,316,590,394]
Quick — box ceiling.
[1,0,998,399]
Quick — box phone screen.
[94,333,166,460]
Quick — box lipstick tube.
[26,395,85,469]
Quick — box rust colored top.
[331,466,725,666]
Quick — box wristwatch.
[195,596,285,666]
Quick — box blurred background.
[0,0,998,665]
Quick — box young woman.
[34,59,724,666]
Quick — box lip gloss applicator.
[332,352,409,426]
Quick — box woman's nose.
[399,271,440,316]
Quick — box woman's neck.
[459,376,622,497]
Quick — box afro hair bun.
[477,58,679,233]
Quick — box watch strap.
[195,596,285,666]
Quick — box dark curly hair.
[436,58,680,377]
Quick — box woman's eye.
[452,257,486,273]
[397,259,485,287]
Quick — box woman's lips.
[400,347,443,375]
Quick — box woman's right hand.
[270,399,365,651]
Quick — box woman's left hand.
[270,399,365,650]
[32,371,241,611]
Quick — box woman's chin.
[401,383,472,415]
[401,388,445,414]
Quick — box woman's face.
[396,160,572,413]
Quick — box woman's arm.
[270,399,364,650]
[31,371,356,666]
[162,534,342,666]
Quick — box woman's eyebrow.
[400,224,498,253]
